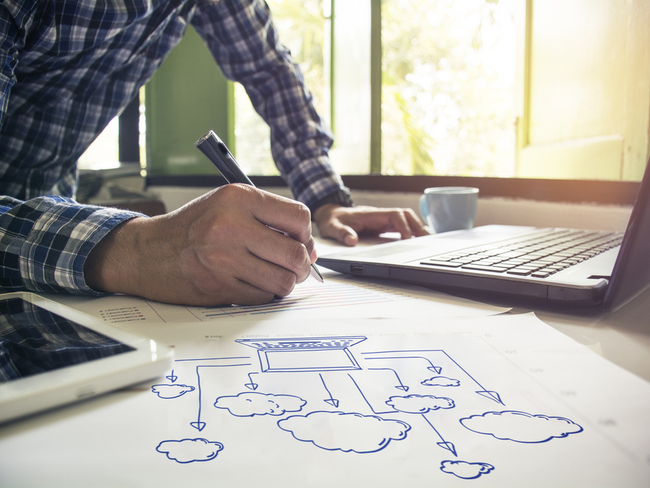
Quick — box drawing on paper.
[151,335,584,481]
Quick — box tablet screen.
[0,297,135,384]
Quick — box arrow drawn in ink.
[319,373,339,408]
[364,354,442,374]
[166,370,178,383]
[190,362,251,432]
[245,372,259,391]
[422,413,457,457]
[368,368,409,392]
[363,350,504,406]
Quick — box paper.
[1,313,649,487]
[51,270,508,328]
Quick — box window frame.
[143,0,644,208]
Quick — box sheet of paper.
[1,313,649,487]
[50,270,508,328]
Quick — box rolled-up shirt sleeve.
[0,196,142,295]
[190,0,348,210]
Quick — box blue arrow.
[368,367,409,392]
[365,355,442,375]
[422,413,457,457]
[245,372,259,391]
[476,390,503,404]
[166,370,178,383]
[319,374,339,408]
[363,350,504,406]
[190,362,251,431]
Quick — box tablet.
[0,292,173,424]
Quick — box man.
[0,0,426,306]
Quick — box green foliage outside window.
[381,0,516,177]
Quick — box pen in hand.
[195,130,324,283]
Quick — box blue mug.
[419,187,479,233]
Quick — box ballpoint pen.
[195,130,324,283]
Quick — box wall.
[151,185,633,233]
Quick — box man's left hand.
[312,203,429,246]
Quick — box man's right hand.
[84,184,317,306]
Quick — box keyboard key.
[462,264,509,273]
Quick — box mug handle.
[419,194,428,222]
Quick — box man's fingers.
[319,217,359,246]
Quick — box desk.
[1,238,649,487]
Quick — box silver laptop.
[318,162,650,310]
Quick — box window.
[380,0,516,177]
[234,0,327,176]
[143,0,648,205]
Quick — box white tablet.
[0,292,173,424]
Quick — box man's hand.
[313,203,429,246]
[84,184,316,306]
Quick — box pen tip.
[311,264,324,283]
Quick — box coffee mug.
[419,187,479,233]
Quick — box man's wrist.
[309,188,353,217]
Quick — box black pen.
[195,130,324,283]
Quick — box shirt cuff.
[0,196,144,295]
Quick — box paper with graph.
[1,313,648,487]
[52,271,509,326]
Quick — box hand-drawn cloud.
[278,411,411,454]
[460,410,583,443]
[421,376,460,387]
[441,460,495,479]
[151,384,195,399]
[385,394,455,414]
[214,392,306,417]
[156,438,223,463]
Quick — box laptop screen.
[603,161,650,310]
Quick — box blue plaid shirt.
[0,0,344,296]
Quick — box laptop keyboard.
[421,229,623,278]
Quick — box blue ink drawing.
[278,411,411,454]
[236,336,367,372]
[368,367,409,391]
[460,410,584,443]
[319,373,339,408]
[156,438,224,464]
[150,335,586,479]
[386,394,457,456]
[362,349,504,406]
[151,384,195,399]
[214,392,307,417]
[421,376,461,387]
[441,460,495,479]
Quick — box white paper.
[51,270,508,328]
[1,313,649,487]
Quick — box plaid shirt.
[0,0,344,295]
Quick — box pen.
[195,130,324,283]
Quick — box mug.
[419,187,479,233]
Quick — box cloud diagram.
[156,438,224,463]
[441,460,495,479]
[151,384,195,399]
[460,410,584,443]
[214,392,306,417]
[421,376,460,387]
[278,411,411,454]
[386,394,455,414]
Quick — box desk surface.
[0,237,649,487]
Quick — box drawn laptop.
[0,292,173,423]
[318,161,650,310]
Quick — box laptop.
[317,161,650,310]
[0,292,174,423]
